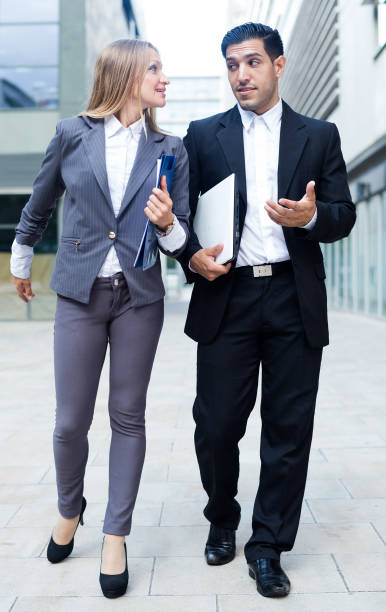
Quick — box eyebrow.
[226,52,264,61]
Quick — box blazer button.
[108,231,116,239]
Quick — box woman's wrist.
[156,213,175,232]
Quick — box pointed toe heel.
[47,496,87,564]
[100,541,128,598]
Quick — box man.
[179,23,355,598]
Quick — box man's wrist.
[300,206,317,230]
[189,249,202,273]
[188,259,198,273]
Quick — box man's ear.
[274,55,286,78]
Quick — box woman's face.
[140,49,169,109]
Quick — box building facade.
[157,76,223,138]
[227,0,386,318]
[156,75,223,298]
[0,0,140,319]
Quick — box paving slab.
[0,309,385,610]
[0,600,15,612]
[308,498,386,523]
[160,500,314,527]
[12,595,216,612]
[0,557,153,597]
[371,520,386,545]
[218,592,386,612]
[0,527,49,558]
[0,504,21,528]
[290,522,386,554]
[150,554,346,595]
[342,478,386,498]
[0,485,56,505]
[334,553,386,591]
[0,466,49,486]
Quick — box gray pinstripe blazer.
[15,115,190,305]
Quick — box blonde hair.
[79,39,163,134]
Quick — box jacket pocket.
[60,237,81,252]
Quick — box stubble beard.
[235,81,278,115]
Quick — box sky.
[139,0,228,77]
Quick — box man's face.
[225,38,286,115]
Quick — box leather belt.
[235,260,292,278]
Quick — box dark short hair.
[221,22,284,62]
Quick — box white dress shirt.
[236,98,316,267]
[10,114,186,279]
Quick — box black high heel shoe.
[47,496,87,564]
[99,537,128,599]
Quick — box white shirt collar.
[237,98,282,133]
[104,114,143,139]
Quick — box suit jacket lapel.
[81,117,114,211]
[216,106,247,228]
[118,127,165,217]
[278,101,308,198]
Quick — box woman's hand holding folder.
[145,175,175,231]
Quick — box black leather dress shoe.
[248,558,290,597]
[205,524,236,565]
[99,540,128,599]
[47,497,87,564]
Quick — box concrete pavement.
[0,304,386,611]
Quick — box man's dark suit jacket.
[179,101,356,348]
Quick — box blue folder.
[134,154,176,270]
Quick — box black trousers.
[193,265,323,562]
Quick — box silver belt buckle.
[253,264,272,278]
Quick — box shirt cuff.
[300,208,317,230]
[156,216,186,252]
[188,261,197,273]
[10,239,33,278]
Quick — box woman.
[10,39,189,598]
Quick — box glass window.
[167,78,220,98]
[0,24,59,65]
[330,241,336,307]
[0,67,58,107]
[0,194,58,253]
[382,193,386,315]
[0,1,59,110]
[346,232,353,309]
[368,196,379,314]
[158,122,186,138]
[166,257,176,269]
[377,1,386,49]
[0,0,59,23]
[159,100,220,122]
[356,202,366,312]
[338,239,344,307]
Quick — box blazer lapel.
[216,106,248,228]
[118,127,165,217]
[278,101,308,199]
[81,117,114,211]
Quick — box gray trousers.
[53,273,164,535]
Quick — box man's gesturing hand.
[13,277,35,303]
[190,244,231,281]
[264,180,316,227]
